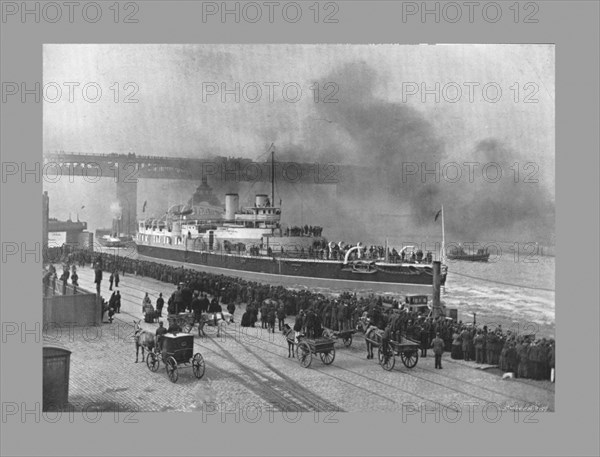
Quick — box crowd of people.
[447,324,555,381]
[285,240,435,263]
[52,248,554,382]
[285,225,323,237]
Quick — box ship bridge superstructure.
[228,194,281,229]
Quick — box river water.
[441,252,555,338]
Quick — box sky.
[43,44,555,242]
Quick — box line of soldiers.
[449,323,555,381]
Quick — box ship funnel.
[255,194,269,208]
[172,221,182,236]
[225,194,239,220]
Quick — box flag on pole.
[434,209,442,222]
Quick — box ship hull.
[136,243,446,291]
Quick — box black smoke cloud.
[440,139,555,241]
[272,61,554,243]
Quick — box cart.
[146,333,205,383]
[376,336,420,371]
[167,312,195,333]
[322,327,356,347]
[295,336,336,369]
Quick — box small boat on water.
[99,234,134,248]
[446,245,490,262]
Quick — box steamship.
[135,151,447,288]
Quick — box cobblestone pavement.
[45,266,554,415]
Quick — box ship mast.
[441,204,446,263]
[270,143,275,207]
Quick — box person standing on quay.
[94,265,102,296]
[156,293,164,317]
[461,327,472,362]
[431,332,445,369]
[474,330,485,364]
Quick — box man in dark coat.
[267,306,276,333]
[293,311,304,334]
[191,292,201,321]
[199,294,210,313]
[208,297,221,313]
[94,267,102,295]
[172,284,184,314]
[461,327,472,362]
[241,311,252,327]
[431,332,445,369]
[114,291,121,313]
[181,284,193,313]
[419,325,429,357]
[59,266,69,294]
[486,332,497,365]
[474,331,485,364]
[276,304,286,331]
[260,302,268,329]
[156,293,164,317]
[517,340,530,378]
[155,320,168,351]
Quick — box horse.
[357,317,383,359]
[133,320,155,363]
[282,323,296,357]
[197,311,233,337]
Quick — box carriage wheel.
[192,353,206,379]
[378,346,395,371]
[166,356,179,383]
[146,352,160,372]
[319,348,336,365]
[343,335,353,347]
[297,342,312,368]
[400,350,419,369]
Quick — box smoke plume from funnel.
[109,202,122,218]
[273,61,555,243]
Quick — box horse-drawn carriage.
[295,336,336,368]
[357,317,420,371]
[322,327,356,347]
[146,333,206,383]
[364,331,420,371]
